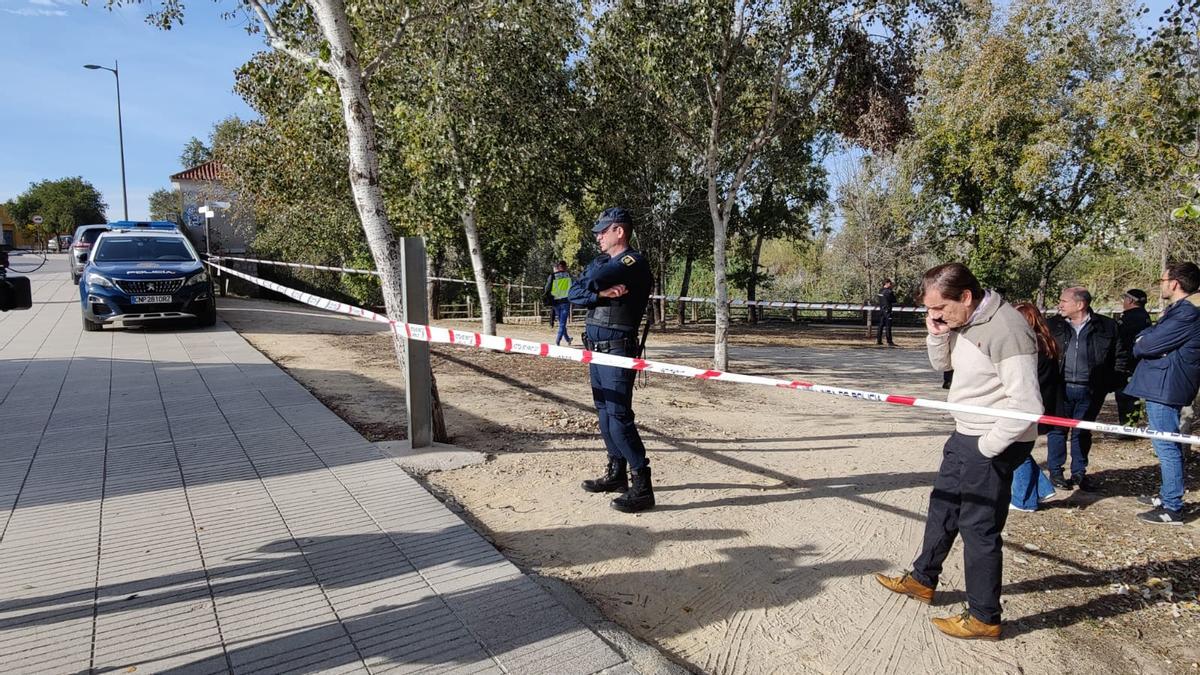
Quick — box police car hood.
[93,260,203,278]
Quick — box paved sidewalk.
[0,258,631,674]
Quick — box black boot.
[612,466,655,513]
[582,458,628,493]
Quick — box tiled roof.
[170,160,226,181]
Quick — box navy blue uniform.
[568,248,653,470]
[876,286,896,345]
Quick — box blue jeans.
[554,302,571,345]
[1010,456,1056,510]
[1046,383,1103,479]
[1146,401,1185,512]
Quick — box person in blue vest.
[568,207,655,513]
[544,260,574,346]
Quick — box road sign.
[31,215,43,225]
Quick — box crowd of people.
[877,261,1200,640]
[554,208,1198,640]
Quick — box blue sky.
[0,0,264,221]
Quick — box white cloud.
[4,7,68,16]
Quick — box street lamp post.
[197,202,230,257]
[84,61,128,220]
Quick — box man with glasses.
[568,207,655,513]
[1124,262,1200,525]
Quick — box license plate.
[132,295,173,304]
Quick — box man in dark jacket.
[875,279,897,346]
[1045,287,1129,490]
[1115,288,1152,427]
[1125,262,1200,525]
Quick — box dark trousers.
[588,337,648,471]
[911,432,1032,625]
[875,312,894,344]
[1115,388,1140,427]
[1046,383,1104,478]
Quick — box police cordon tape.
[648,294,924,313]
[207,255,481,286]
[208,255,919,311]
[211,255,1158,317]
[205,259,1200,447]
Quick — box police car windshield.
[95,237,195,263]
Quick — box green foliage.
[381,1,582,276]
[97,0,1198,317]
[6,177,106,239]
[179,137,211,169]
[148,187,182,223]
[829,152,929,301]
[906,0,1140,300]
[553,205,586,270]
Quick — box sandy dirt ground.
[218,296,1199,674]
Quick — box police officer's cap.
[592,207,633,233]
[1123,288,1148,305]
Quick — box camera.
[0,245,33,312]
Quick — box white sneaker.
[1009,503,1036,513]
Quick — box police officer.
[568,207,655,513]
[876,278,897,346]
[544,260,574,346]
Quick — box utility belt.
[583,335,636,354]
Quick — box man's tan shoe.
[874,572,934,604]
[931,610,1001,641]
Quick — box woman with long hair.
[1011,302,1061,511]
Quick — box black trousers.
[875,312,894,344]
[1114,374,1139,426]
[911,432,1033,625]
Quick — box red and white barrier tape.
[208,256,919,311]
[208,255,478,286]
[206,260,1200,447]
[211,255,1158,315]
[649,294,925,313]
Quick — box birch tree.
[107,0,461,440]
[588,0,959,369]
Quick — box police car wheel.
[198,306,217,327]
[82,315,102,332]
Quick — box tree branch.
[363,6,412,79]
[246,0,330,73]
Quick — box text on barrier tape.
[204,260,1200,447]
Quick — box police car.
[79,222,216,331]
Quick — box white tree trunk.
[709,180,730,371]
[461,205,496,335]
[306,0,446,440]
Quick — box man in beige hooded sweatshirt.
[876,263,1043,640]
